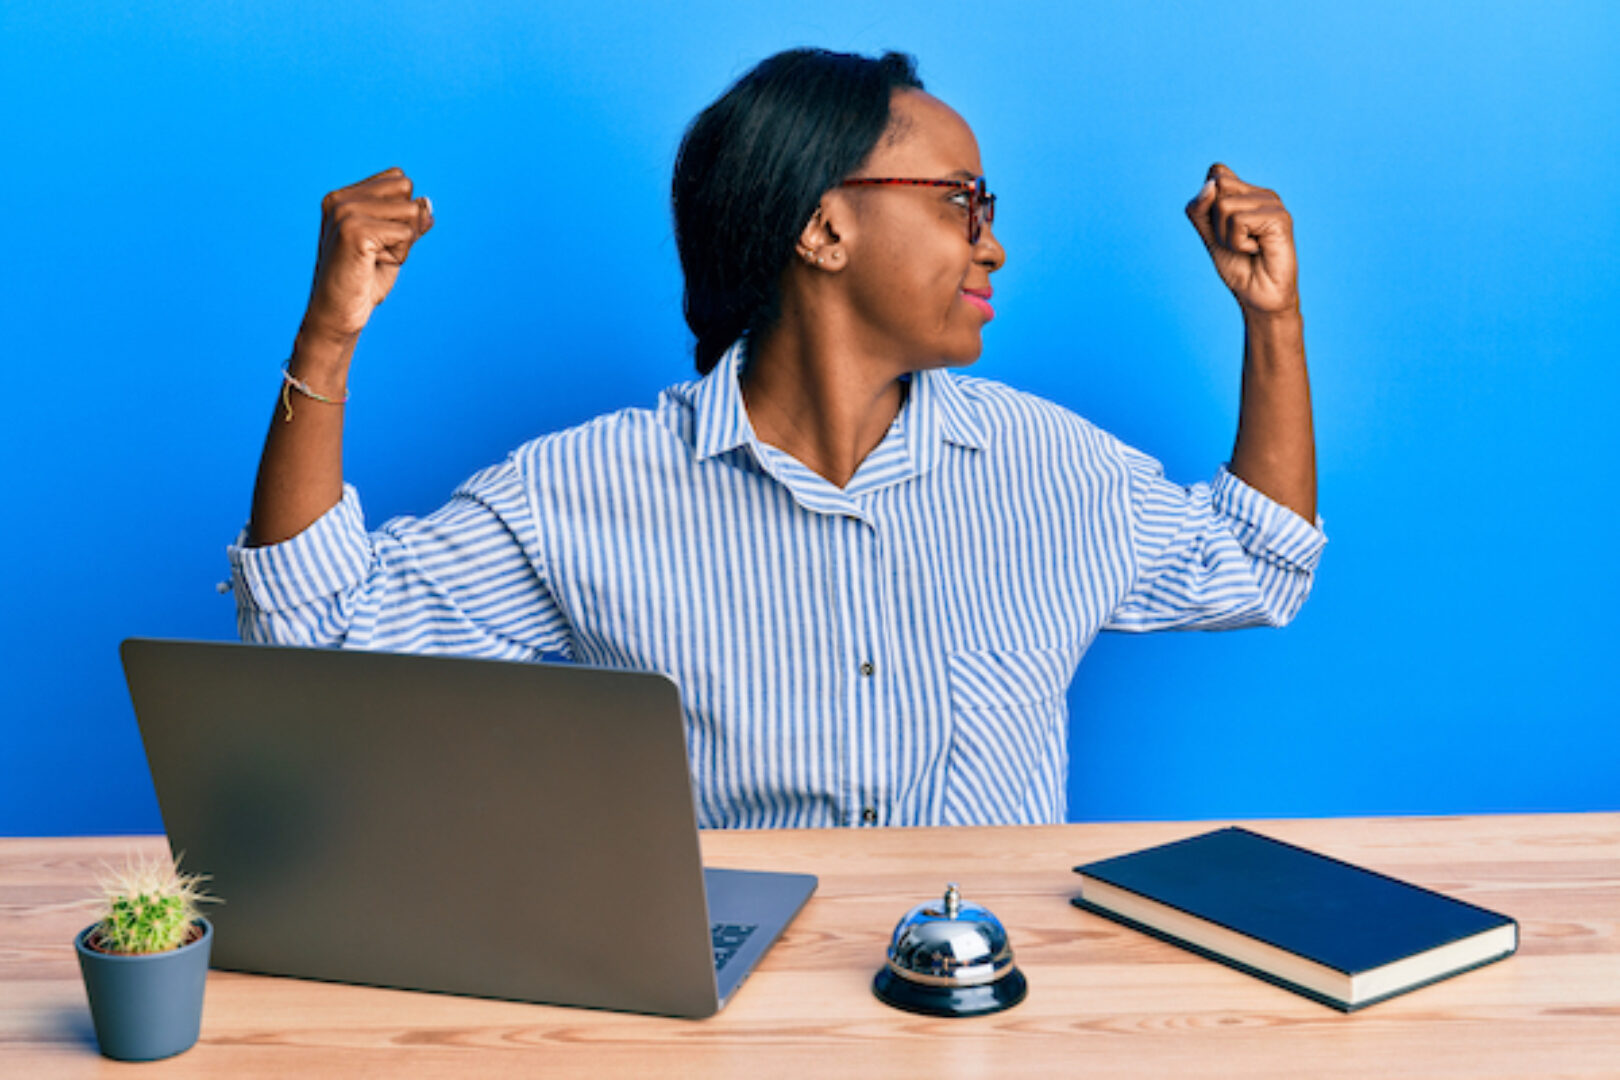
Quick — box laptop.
[120,638,817,1018]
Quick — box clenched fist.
[1185,163,1298,316]
[301,167,434,345]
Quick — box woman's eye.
[947,190,972,211]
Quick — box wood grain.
[3,814,1616,1078]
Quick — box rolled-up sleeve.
[228,457,573,658]
[1103,444,1326,632]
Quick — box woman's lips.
[961,288,995,321]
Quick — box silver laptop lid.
[121,638,727,1017]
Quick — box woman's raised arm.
[246,167,434,547]
[1184,162,1316,525]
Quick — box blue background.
[3,1,1616,835]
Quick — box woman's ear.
[796,197,849,272]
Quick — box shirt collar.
[907,357,990,462]
[689,338,989,468]
[690,339,756,462]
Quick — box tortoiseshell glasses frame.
[837,176,996,244]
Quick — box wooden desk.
[4,814,1618,1078]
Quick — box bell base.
[872,966,1027,1017]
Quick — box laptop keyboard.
[711,922,759,971]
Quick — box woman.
[233,49,1323,828]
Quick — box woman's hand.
[300,167,435,346]
[1185,163,1297,316]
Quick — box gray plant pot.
[75,918,212,1062]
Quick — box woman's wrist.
[1240,300,1302,332]
[289,323,357,395]
[1240,304,1305,370]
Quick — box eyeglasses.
[837,175,996,245]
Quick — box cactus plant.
[89,854,216,955]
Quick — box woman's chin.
[944,332,986,368]
[899,327,985,372]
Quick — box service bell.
[872,882,1028,1016]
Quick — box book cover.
[1071,827,1518,1011]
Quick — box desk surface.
[4,813,1618,1078]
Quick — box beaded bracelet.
[280,363,349,422]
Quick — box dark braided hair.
[672,48,923,374]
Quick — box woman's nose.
[976,226,1006,272]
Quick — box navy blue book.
[1071,827,1518,1012]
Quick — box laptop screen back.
[121,639,724,1017]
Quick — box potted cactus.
[74,853,218,1061]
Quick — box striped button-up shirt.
[230,341,1326,828]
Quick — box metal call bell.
[872,883,1028,1017]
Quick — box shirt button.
[862,807,878,824]
[860,661,875,677]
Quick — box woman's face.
[833,90,1006,370]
